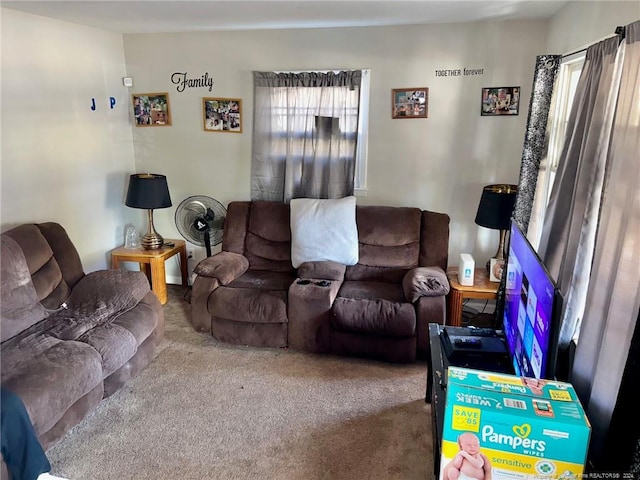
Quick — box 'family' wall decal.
[171,72,214,92]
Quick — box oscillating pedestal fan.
[174,196,226,257]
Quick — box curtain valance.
[253,70,362,88]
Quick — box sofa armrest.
[193,251,249,285]
[297,261,346,281]
[190,276,220,333]
[402,266,449,303]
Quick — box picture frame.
[132,92,171,126]
[203,97,242,133]
[481,86,520,116]
[392,88,428,119]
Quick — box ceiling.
[1,0,570,34]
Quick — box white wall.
[546,1,639,53]
[3,2,636,281]
[0,8,137,272]
[123,20,548,275]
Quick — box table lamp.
[474,184,518,271]
[125,173,172,250]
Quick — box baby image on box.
[443,432,492,480]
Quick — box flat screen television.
[502,220,564,380]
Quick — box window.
[269,69,370,195]
[354,69,370,194]
[528,53,585,249]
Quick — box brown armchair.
[191,201,294,347]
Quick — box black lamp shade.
[125,174,172,209]
[474,184,518,230]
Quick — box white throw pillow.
[290,196,359,269]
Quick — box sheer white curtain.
[570,20,640,466]
[251,71,361,202]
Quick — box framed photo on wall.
[203,97,242,133]
[481,86,520,116]
[392,88,428,119]
[132,92,171,126]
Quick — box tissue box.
[439,367,591,480]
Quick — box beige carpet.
[46,285,434,480]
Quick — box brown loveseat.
[191,200,450,363]
[0,223,164,453]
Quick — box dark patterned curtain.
[512,55,561,231]
[494,55,561,324]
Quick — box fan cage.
[175,196,226,248]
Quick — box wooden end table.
[446,267,499,326]
[111,239,188,305]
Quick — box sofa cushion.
[345,206,421,281]
[112,295,160,346]
[245,201,293,272]
[224,270,293,291]
[36,270,152,344]
[222,202,251,254]
[35,222,85,289]
[338,280,406,303]
[2,224,70,309]
[331,297,416,337]
[78,323,137,378]
[290,196,359,268]
[67,269,150,312]
[249,201,292,243]
[1,337,103,434]
[245,232,291,270]
[209,286,288,325]
[1,235,48,342]
[342,264,409,283]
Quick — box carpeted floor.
[47,285,434,480]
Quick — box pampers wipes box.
[439,367,591,480]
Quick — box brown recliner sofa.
[0,222,164,458]
[191,200,450,362]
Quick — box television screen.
[502,221,562,379]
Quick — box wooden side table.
[446,267,499,326]
[111,239,188,305]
